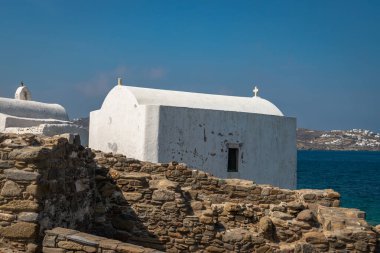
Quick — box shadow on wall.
[91,164,163,250]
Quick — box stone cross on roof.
[253,86,259,97]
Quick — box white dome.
[102,85,284,117]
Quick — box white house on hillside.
[90,79,297,189]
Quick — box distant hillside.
[72,117,89,129]
[297,128,380,151]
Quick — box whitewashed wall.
[89,86,160,161]
[89,85,297,189]
[156,106,297,189]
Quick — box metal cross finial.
[253,86,259,97]
[20,81,24,86]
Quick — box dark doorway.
[227,148,239,172]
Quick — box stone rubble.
[0,133,378,252]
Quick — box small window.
[227,147,239,172]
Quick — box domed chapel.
[90,79,296,189]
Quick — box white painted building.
[0,83,89,145]
[90,80,297,189]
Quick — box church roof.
[0,97,69,121]
[108,85,284,116]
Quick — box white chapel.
[90,79,297,189]
[0,83,89,145]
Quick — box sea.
[297,150,380,225]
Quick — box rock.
[83,246,97,253]
[4,169,40,181]
[200,215,214,224]
[122,192,143,201]
[224,203,241,212]
[302,193,316,201]
[0,200,39,211]
[256,245,271,253]
[206,246,225,252]
[0,213,16,221]
[18,212,39,222]
[286,201,304,211]
[296,210,315,222]
[326,190,340,199]
[26,243,38,253]
[8,146,50,161]
[43,235,57,247]
[149,178,178,190]
[57,240,83,250]
[258,217,275,240]
[162,201,177,211]
[152,189,175,201]
[271,211,294,220]
[222,228,245,242]
[304,232,327,245]
[1,180,22,197]
[26,184,39,196]
[0,222,38,239]
[116,243,145,253]
[42,247,65,253]
[190,201,203,210]
[355,241,368,251]
[0,161,11,169]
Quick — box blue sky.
[0,0,379,131]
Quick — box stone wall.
[0,133,378,252]
[42,227,161,253]
[92,151,378,252]
[0,133,96,251]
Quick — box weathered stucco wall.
[157,106,297,189]
[90,103,296,189]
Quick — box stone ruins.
[0,133,378,252]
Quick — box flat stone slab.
[4,169,40,181]
[17,212,39,222]
[0,200,39,212]
[66,234,99,247]
[118,172,151,180]
[8,146,50,161]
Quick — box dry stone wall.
[92,152,379,252]
[0,133,96,251]
[0,133,378,252]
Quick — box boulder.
[258,217,275,240]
